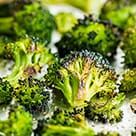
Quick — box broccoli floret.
[97,131,120,136]
[3,36,55,85]
[35,108,95,136]
[0,78,13,107]
[130,98,136,114]
[56,15,120,59]
[121,26,136,67]
[14,2,55,44]
[45,50,117,108]
[0,2,55,44]
[85,93,125,123]
[14,77,50,116]
[120,68,136,92]
[100,0,136,29]
[0,106,33,136]
[55,12,77,33]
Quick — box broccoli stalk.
[45,50,117,108]
[35,108,95,136]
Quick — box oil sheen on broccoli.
[14,77,50,116]
[0,106,33,136]
[45,50,117,108]
[56,15,120,59]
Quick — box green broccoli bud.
[100,0,136,29]
[3,36,55,85]
[14,2,56,44]
[121,26,136,67]
[14,77,50,116]
[130,98,136,114]
[0,106,33,136]
[85,93,125,123]
[55,12,77,33]
[56,15,120,59]
[120,68,136,92]
[0,78,13,107]
[45,50,117,108]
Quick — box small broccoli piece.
[35,108,95,136]
[130,98,136,114]
[85,93,125,123]
[14,77,50,116]
[97,131,120,136]
[2,36,55,85]
[14,2,55,44]
[0,78,13,107]
[121,26,136,67]
[0,2,55,44]
[45,50,117,108]
[55,12,77,33]
[0,106,33,136]
[42,125,95,136]
[120,68,136,92]
[43,0,104,16]
[100,0,136,29]
[56,15,120,59]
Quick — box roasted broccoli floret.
[55,12,77,33]
[0,78,13,107]
[120,68,136,92]
[34,108,95,136]
[121,26,136,67]
[0,2,55,44]
[0,106,33,136]
[100,0,136,29]
[85,93,125,123]
[45,50,117,109]
[14,77,50,116]
[130,98,136,114]
[56,15,120,59]
[2,36,55,85]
